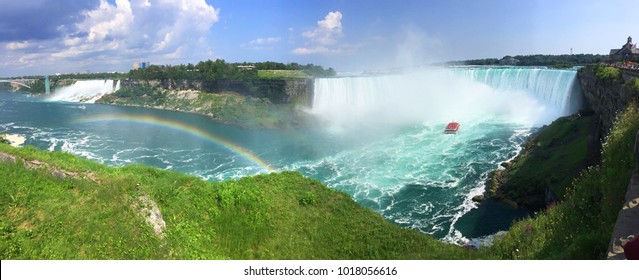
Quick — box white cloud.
[1,0,220,74]
[6,41,30,50]
[255,37,282,45]
[79,0,134,43]
[292,46,330,55]
[241,36,282,50]
[293,11,345,55]
[302,11,343,45]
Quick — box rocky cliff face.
[120,78,314,105]
[578,67,639,135]
[282,78,314,105]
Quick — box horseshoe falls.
[305,67,583,243]
[0,67,584,245]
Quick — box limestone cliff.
[578,66,639,135]
[119,78,314,105]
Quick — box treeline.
[450,54,608,67]
[53,72,127,80]
[127,59,336,80]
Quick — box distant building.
[237,65,255,70]
[609,36,639,62]
[133,61,150,70]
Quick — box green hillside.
[1,102,637,259]
[483,102,638,259]
[0,145,475,259]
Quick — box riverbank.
[1,103,637,259]
[483,112,600,209]
[1,134,25,147]
[482,102,639,259]
[96,87,314,129]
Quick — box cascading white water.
[312,67,582,127]
[48,80,120,103]
[452,67,583,115]
[305,66,585,242]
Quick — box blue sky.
[1,0,638,76]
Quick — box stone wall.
[578,66,639,136]
[579,65,639,259]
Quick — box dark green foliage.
[452,54,607,66]
[490,115,596,209]
[548,63,573,69]
[485,102,639,259]
[592,64,622,81]
[0,135,10,145]
[127,59,335,81]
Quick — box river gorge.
[4,66,624,245]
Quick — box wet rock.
[472,195,485,202]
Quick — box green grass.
[0,155,164,259]
[483,102,639,259]
[628,78,639,91]
[1,103,637,260]
[0,144,477,259]
[257,70,308,79]
[593,64,622,81]
[490,115,595,208]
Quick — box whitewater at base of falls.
[306,67,582,242]
[48,80,121,103]
[312,67,582,129]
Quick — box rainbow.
[75,114,276,173]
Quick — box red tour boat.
[444,122,460,134]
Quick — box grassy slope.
[1,103,637,260]
[490,115,596,208]
[0,145,475,260]
[483,102,638,259]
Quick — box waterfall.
[312,67,583,126]
[452,67,583,114]
[48,80,120,103]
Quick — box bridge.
[0,79,32,88]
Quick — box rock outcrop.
[578,67,639,135]
[120,78,314,105]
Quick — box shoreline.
[4,134,25,147]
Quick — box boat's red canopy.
[445,122,460,130]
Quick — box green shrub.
[593,64,622,81]
[628,78,639,91]
[487,102,639,259]
[299,191,318,206]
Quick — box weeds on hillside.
[487,102,638,259]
